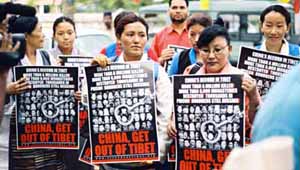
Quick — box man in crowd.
[102,11,114,39]
[151,0,191,65]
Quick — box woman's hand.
[6,77,30,95]
[91,54,111,68]
[0,31,20,53]
[242,76,258,99]
[158,48,175,65]
[56,58,63,66]
[167,116,177,139]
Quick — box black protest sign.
[85,61,159,164]
[15,66,79,149]
[59,55,93,79]
[165,45,188,72]
[59,55,93,129]
[237,46,300,97]
[173,74,245,170]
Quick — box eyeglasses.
[199,45,228,56]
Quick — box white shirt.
[259,39,289,55]
[48,46,82,60]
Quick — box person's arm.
[0,68,8,125]
[0,19,21,125]
[158,48,175,66]
[242,75,261,124]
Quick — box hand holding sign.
[91,54,111,67]
[7,76,30,94]
[159,48,175,65]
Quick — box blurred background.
[0,0,299,57]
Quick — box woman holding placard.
[257,5,300,56]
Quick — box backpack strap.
[39,50,51,65]
[288,43,300,56]
[110,55,119,62]
[178,49,192,74]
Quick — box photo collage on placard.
[173,74,245,170]
[175,104,243,150]
[90,88,155,134]
[84,62,159,163]
[15,66,79,149]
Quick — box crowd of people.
[0,0,299,170]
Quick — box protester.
[252,63,300,170]
[168,24,261,140]
[102,11,114,39]
[49,16,93,170]
[168,13,212,76]
[0,18,20,170]
[257,4,300,56]
[151,0,191,65]
[49,16,83,58]
[91,14,172,170]
[100,11,158,61]
[5,16,64,170]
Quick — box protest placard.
[15,66,79,149]
[173,74,245,170]
[238,46,300,97]
[59,55,93,129]
[85,61,159,163]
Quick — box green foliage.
[74,0,155,12]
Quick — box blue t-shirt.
[252,63,300,170]
[168,48,197,76]
[256,43,300,57]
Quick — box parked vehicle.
[139,0,300,65]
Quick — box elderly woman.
[168,24,261,143]
[92,14,172,170]
[5,16,64,170]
